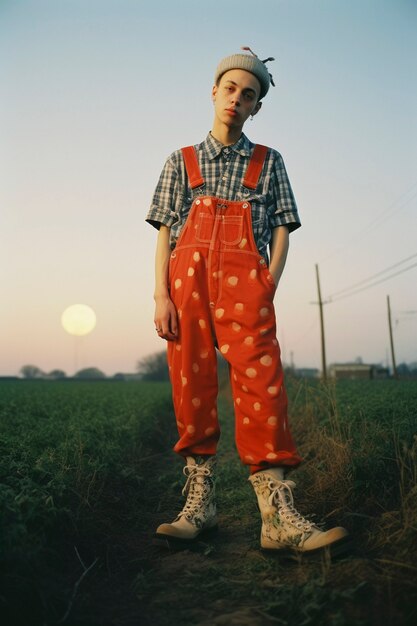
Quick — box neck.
[211,119,243,146]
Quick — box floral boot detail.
[154,456,217,543]
[249,468,349,553]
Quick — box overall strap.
[181,146,205,189]
[242,144,268,190]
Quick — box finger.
[170,311,178,337]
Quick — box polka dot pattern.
[166,191,300,471]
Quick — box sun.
[61,304,97,336]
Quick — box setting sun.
[61,304,96,336]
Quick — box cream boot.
[249,468,349,554]
[154,456,217,544]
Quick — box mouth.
[225,109,237,116]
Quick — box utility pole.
[387,295,398,379]
[315,264,327,380]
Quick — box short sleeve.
[145,155,182,230]
[268,152,301,233]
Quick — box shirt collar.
[200,132,251,160]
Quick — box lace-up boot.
[249,468,349,554]
[154,456,217,543]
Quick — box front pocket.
[195,213,215,243]
[220,215,243,245]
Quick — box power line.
[320,179,417,263]
[328,252,417,299]
[328,261,417,303]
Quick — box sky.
[1,0,416,377]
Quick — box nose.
[231,91,241,106]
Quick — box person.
[146,48,349,554]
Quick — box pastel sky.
[1,0,416,376]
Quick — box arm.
[154,225,178,341]
[269,225,289,290]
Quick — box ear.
[252,101,262,116]
[212,84,218,101]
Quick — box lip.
[225,109,237,116]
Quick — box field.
[1,377,416,626]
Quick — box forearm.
[154,225,171,299]
[153,225,178,340]
[269,226,289,287]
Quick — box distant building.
[294,368,320,379]
[328,363,389,380]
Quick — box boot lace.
[178,462,213,520]
[268,479,313,532]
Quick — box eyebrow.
[224,80,257,95]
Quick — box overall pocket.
[220,215,243,245]
[195,213,215,243]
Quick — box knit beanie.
[214,47,275,100]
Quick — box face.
[212,69,262,129]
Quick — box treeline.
[17,365,139,381]
[16,350,230,382]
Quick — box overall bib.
[167,144,302,473]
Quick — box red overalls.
[167,144,302,473]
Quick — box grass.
[0,378,416,625]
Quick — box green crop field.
[1,378,416,626]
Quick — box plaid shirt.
[146,132,301,262]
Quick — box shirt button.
[242,203,249,209]
[196,199,201,204]
[259,259,266,266]
[222,175,227,180]
[209,301,215,308]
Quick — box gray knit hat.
[214,47,275,100]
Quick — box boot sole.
[152,525,219,550]
[261,534,354,561]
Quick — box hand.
[154,295,178,341]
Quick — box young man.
[146,49,348,554]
